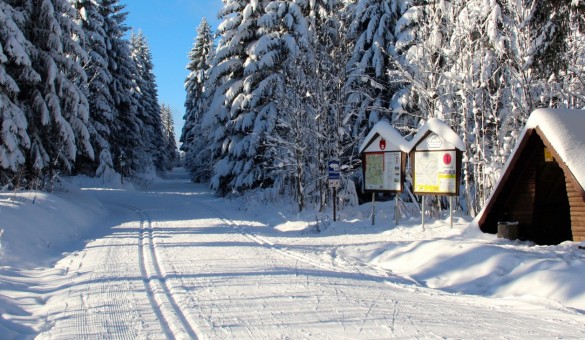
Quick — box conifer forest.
[181,0,585,217]
[0,0,178,190]
[1,0,584,218]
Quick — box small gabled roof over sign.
[408,118,466,152]
[359,120,409,153]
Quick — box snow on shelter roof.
[408,118,466,152]
[526,108,585,189]
[474,108,585,226]
[359,120,410,153]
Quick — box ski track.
[38,220,146,339]
[24,169,585,338]
[135,206,200,339]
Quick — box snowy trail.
[31,168,585,338]
[137,207,199,339]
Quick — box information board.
[414,150,457,194]
[364,151,402,192]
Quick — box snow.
[358,119,410,153]
[525,108,585,189]
[1,168,585,338]
[409,117,466,151]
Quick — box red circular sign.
[443,153,452,165]
[379,139,386,150]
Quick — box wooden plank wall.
[566,176,585,242]
[505,149,539,227]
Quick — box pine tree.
[130,30,165,172]
[207,0,271,195]
[344,0,404,136]
[0,1,32,185]
[446,0,508,215]
[159,103,178,171]
[561,3,585,109]
[69,0,116,179]
[100,0,145,177]
[306,0,350,211]
[259,0,313,210]
[20,0,93,188]
[181,18,214,180]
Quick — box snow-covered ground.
[1,168,584,338]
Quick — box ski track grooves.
[135,207,199,340]
[203,204,345,275]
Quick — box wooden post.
[395,195,399,226]
[422,196,425,231]
[371,192,375,225]
[333,188,337,222]
[449,196,453,229]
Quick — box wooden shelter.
[477,109,585,245]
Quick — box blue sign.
[328,160,340,179]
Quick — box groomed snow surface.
[1,168,585,339]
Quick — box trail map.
[364,152,402,191]
[414,150,457,194]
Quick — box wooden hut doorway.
[531,148,572,245]
[478,109,585,244]
[480,131,573,245]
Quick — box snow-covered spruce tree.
[100,0,145,178]
[391,0,519,216]
[257,0,312,210]
[69,0,116,179]
[130,30,166,173]
[392,0,455,124]
[344,0,404,139]
[387,0,420,134]
[159,103,178,170]
[207,0,272,195]
[475,0,568,197]
[0,1,32,186]
[181,17,215,181]
[19,0,93,189]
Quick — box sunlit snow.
[0,168,584,338]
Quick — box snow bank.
[247,196,585,312]
[0,184,108,268]
[347,226,585,311]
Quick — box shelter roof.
[525,108,585,189]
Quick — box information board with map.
[413,150,457,194]
[364,151,402,192]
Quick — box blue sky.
[123,0,223,145]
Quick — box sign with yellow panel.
[413,150,457,194]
